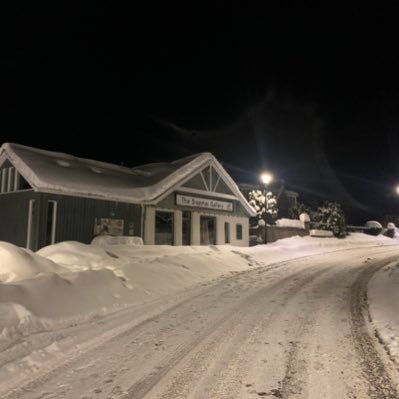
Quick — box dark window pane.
[200,216,216,245]
[182,174,207,191]
[182,211,191,245]
[236,224,243,240]
[155,211,174,245]
[224,222,230,243]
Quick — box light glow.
[260,173,272,185]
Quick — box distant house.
[0,143,256,250]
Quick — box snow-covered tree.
[248,190,278,224]
[313,201,346,238]
[289,202,312,219]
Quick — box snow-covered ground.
[0,242,251,340]
[368,260,399,363]
[1,233,399,398]
[0,233,397,340]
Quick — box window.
[13,170,20,191]
[0,167,29,192]
[182,211,191,245]
[236,224,243,240]
[224,222,230,244]
[155,211,174,245]
[200,216,216,245]
[7,167,15,192]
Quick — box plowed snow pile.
[0,233,397,345]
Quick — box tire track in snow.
[349,259,399,399]
[127,266,335,399]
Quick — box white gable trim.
[0,153,8,168]
[0,148,39,193]
[0,153,35,193]
[199,170,210,191]
[149,157,256,217]
[177,187,238,200]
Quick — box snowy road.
[2,246,399,399]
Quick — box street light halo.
[396,185,399,195]
[260,172,273,185]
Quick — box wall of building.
[144,191,250,246]
[0,190,39,248]
[37,194,142,249]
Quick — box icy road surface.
[2,246,399,399]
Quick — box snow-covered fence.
[250,217,310,245]
[266,224,309,243]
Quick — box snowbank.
[242,233,395,265]
[0,233,397,345]
[0,242,67,282]
[368,261,399,363]
[0,241,253,340]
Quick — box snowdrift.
[0,233,397,346]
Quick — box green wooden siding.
[0,190,39,248]
[37,194,142,248]
[0,191,142,250]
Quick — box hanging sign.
[176,194,233,211]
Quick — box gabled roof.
[0,143,256,216]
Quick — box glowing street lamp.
[260,172,273,186]
[396,185,399,195]
[259,172,273,244]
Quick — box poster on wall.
[94,218,124,236]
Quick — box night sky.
[2,3,399,223]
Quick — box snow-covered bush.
[248,190,278,224]
[312,201,347,238]
[385,222,396,238]
[299,212,310,223]
[364,221,383,236]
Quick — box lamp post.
[259,172,273,244]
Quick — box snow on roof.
[0,143,255,215]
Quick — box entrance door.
[200,216,216,245]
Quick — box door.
[155,211,174,245]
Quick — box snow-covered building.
[0,143,256,250]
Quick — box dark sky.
[2,3,399,223]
